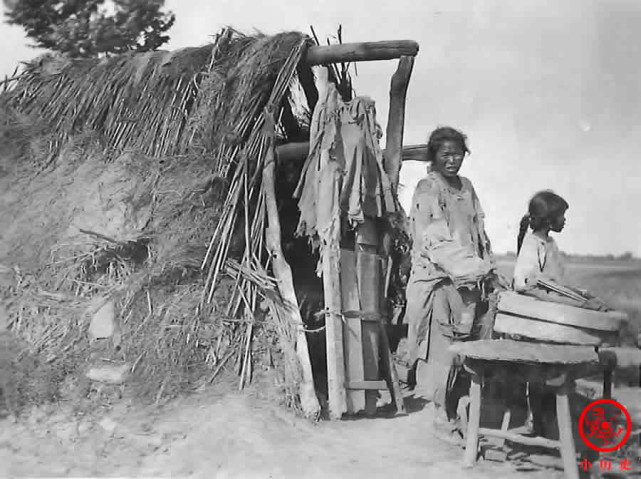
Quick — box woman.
[405,126,502,444]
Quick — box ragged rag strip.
[294,81,399,263]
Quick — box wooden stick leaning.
[263,112,321,419]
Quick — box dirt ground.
[0,374,570,479]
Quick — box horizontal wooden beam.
[276,142,428,164]
[304,40,419,66]
[274,142,309,163]
[400,144,427,162]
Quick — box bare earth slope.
[0,379,563,479]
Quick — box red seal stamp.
[579,399,632,452]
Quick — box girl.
[513,190,609,311]
[405,126,502,445]
[513,190,611,444]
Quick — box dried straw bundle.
[187,30,311,174]
[2,29,310,163]
[199,34,312,411]
[5,47,210,159]
[200,34,309,300]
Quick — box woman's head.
[426,126,470,178]
[517,190,569,252]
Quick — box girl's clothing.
[512,230,603,449]
[513,232,565,293]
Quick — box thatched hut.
[0,28,420,420]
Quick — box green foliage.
[4,0,175,57]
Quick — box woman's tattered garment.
[405,171,494,367]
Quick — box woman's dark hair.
[517,190,569,253]
[425,126,470,163]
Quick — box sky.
[1,0,640,256]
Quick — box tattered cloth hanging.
[294,81,398,257]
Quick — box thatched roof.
[0,26,415,420]
[2,29,313,167]
[0,28,320,414]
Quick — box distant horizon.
[495,250,640,262]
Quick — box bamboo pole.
[384,56,415,192]
[305,40,419,66]
[263,134,321,419]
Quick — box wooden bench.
[449,340,605,479]
[450,341,641,478]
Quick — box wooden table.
[449,340,606,479]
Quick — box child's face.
[433,140,465,178]
[550,211,567,233]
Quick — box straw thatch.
[0,28,320,414]
[4,29,311,163]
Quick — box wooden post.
[556,384,580,479]
[378,315,407,414]
[304,40,419,66]
[384,56,415,192]
[603,370,612,399]
[322,208,347,419]
[356,219,381,416]
[264,136,321,419]
[314,67,347,420]
[340,249,366,414]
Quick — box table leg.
[603,370,612,399]
[464,372,482,468]
[556,387,579,479]
[497,409,512,448]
